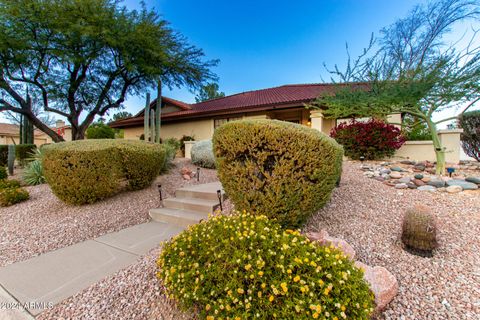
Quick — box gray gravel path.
[18,161,480,319]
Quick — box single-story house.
[0,120,72,146]
[110,83,402,139]
[109,83,463,163]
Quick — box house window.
[214,117,242,129]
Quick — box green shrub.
[459,110,480,161]
[162,138,180,172]
[86,122,115,139]
[0,145,8,166]
[157,213,374,320]
[213,120,343,228]
[15,144,36,166]
[43,140,165,204]
[191,139,215,169]
[0,166,7,180]
[0,179,20,189]
[118,141,166,190]
[0,187,29,207]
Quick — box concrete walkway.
[0,182,224,319]
[0,221,184,318]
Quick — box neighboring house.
[109,83,463,163]
[110,83,401,139]
[0,120,72,146]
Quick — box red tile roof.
[110,83,368,128]
[0,123,47,137]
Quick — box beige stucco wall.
[124,118,214,141]
[395,141,436,161]
[393,130,463,163]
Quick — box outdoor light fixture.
[217,190,223,211]
[360,156,365,162]
[197,167,200,181]
[447,167,455,177]
[157,184,163,206]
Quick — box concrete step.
[163,197,220,214]
[149,207,208,227]
[175,182,226,201]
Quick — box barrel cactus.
[401,205,438,255]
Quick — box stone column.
[438,129,463,164]
[184,141,196,159]
[309,110,324,133]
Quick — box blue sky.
[120,0,428,114]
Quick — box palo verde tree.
[195,82,225,102]
[0,0,217,141]
[311,0,480,175]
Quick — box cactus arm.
[155,81,161,143]
[144,93,151,141]
[7,145,15,175]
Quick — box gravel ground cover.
[0,158,218,267]
[30,161,480,319]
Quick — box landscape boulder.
[446,185,463,193]
[355,262,399,313]
[465,176,480,184]
[446,179,478,190]
[306,230,356,260]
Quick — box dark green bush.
[158,213,374,320]
[0,187,29,207]
[0,179,20,189]
[459,110,480,161]
[15,144,36,166]
[43,140,165,204]
[0,166,7,180]
[86,122,115,139]
[213,120,343,228]
[0,145,8,166]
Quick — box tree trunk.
[71,125,86,140]
[426,119,446,176]
[25,112,65,143]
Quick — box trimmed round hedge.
[157,213,374,320]
[213,120,343,228]
[43,140,166,204]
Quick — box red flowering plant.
[330,119,406,160]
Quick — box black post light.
[217,190,223,211]
[360,155,365,163]
[197,167,201,182]
[157,184,163,206]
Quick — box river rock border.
[360,160,480,193]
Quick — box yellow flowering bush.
[157,213,374,319]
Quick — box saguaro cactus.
[143,81,162,143]
[144,93,151,142]
[7,144,15,175]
